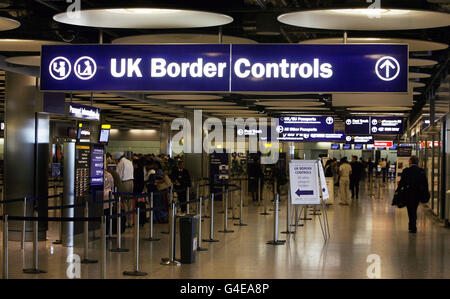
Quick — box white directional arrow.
[380,60,396,78]
[375,56,401,81]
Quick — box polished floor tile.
[1,180,449,279]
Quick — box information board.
[277,116,335,142]
[345,135,374,144]
[90,146,104,186]
[345,116,404,135]
[289,160,320,205]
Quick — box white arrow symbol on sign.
[380,60,395,78]
[375,56,400,81]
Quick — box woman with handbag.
[394,156,430,233]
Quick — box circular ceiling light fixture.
[278,9,450,30]
[5,55,40,66]
[409,58,438,67]
[409,72,431,79]
[0,39,64,52]
[53,8,233,29]
[113,33,257,44]
[299,37,448,52]
[347,107,412,111]
[0,16,20,31]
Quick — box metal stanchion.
[110,196,129,252]
[161,201,181,266]
[203,193,219,242]
[258,178,262,205]
[267,194,286,245]
[219,187,234,233]
[106,191,115,240]
[144,192,160,242]
[21,197,26,250]
[260,181,270,215]
[23,208,46,273]
[281,191,295,234]
[234,185,247,227]
[81,200,97,264]
[230,188,239,220]
[2,214,8,279]
[186,187,190,215]
[52,194,63,245]
[124,208,148,276]
[161,188,172,234]
[377,177,382,199]
[100,216,106,279]
[219,185,225,214]
[203,184,211,218]
[196,196,207,251]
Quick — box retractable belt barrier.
[1,186,247,279]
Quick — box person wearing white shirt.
[339,157,352,206]
[115,153,134,226]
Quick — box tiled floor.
[1,180,449,279]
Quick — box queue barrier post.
[81,200,97,264]
[21,197,26,250]
[161,188,173,234]
[144,192,160,242]
[2,214,8,279]
[196,196,207,251]
[23,207,46,274]
[110,196,129,253]
[124,208,148,276]
[234,184,247,227]
[203,193,219,242]
[281,191,295,234]
[100,216,106,279]
[161,201,180,266]
[258,178,262,205]
[52,194,63,245]
[219,188,234,233]
[231,187,239,220]
[267,194,286,246]
[106,191,115,240]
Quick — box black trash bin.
[179,215,198,264]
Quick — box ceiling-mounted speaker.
[256,13,280,36]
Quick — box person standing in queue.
[367,158,375,182]
[338,157,352,206]
[115,152,134,227]
[171,160,191,215]
[396,156,429,233]
[350,156,363,199]
[380,158,387,183]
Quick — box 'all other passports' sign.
[40,44,408,93]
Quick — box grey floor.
[1,180,449,279]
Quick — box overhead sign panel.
[68,103,100,121]
[277,115,334,136]
[345,135,374,144]
[345,116,404,135]
[41,44,408,93]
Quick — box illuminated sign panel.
[345,116,404,135]
[41,44,408,93]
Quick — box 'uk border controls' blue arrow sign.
[41,44,408,93]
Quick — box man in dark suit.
[350,156,363,199]
[171,160,191,214]
[397,156,429,233]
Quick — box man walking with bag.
[396,156,429,233]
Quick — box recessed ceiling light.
[53,8,233,29]
[278,9,450,30]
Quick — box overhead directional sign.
[345,135,374,144]
[277,115,334,138]
[41,44,408,93]
[345,116,404,135]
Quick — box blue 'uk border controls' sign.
[41,44,408,93]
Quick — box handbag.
[392,184,411,208]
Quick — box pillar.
[160,121,171,156]
[4,72,49,241]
